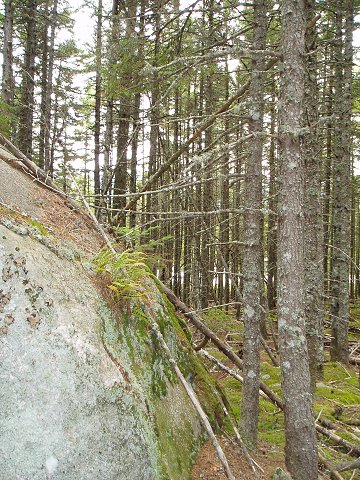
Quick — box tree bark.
[277,1,318,478]
[18,0,38,159]
[304,0,324,390]
[1,0,15,111]
[330,0,353,364]
[240,0,267,451]
[38,0,58,172]
[267,81,278,311]
[94,0,103,214]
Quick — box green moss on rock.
[98,275,224,479]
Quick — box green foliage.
[94,248,150,299]
[116,225,173,270]
[0,102,16,137]
[104,37,146,98]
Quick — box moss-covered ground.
[195,304,360,479]
[97,249,360,479]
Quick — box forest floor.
[190,305,360,480]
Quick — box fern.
[94,248,150,299]
[115,225,173,269]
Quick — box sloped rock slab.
[0,226,158,480]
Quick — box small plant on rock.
[94,247,150,299]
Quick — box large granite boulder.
[0,154,220,479]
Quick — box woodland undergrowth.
[196,304,360,479]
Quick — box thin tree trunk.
[267,81,277,312]
[129,93,141,228]
[38,0,58,172]
[240,0,267,451]
[129,0,146,228]
[112,0,137,226]
[304,0,324,389]
[18,0,38,159]
[330,0,353,364]
[1,0,15,116]
[323,54,333,298]
[100,0,119,219]
[277,1,318,477]
[94,0,103,215]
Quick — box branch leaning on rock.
[0,134,85,216]
[151,321,236,480]
[71,179,236,480]
[161,284,360,460]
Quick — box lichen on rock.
[0,212,221,480]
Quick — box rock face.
[0,226,159,479]
[0,156,219,479]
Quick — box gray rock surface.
[0,226,159,479]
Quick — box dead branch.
[260,335,279,367]
[200,350,268,401]
[318,450,346,480]
[315,423,360,458]
[207,382,264,480]
[0,134,83,214]
[162,283,284,409]
[334,457,360,472]
[151,321,236,480]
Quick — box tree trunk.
[277,1,318,478]
[240,0,267,451]
[112,0,137,226]
[267,81,278,312]
[129,0,146,228]
[94,0,103,215]
[330,0,353,364]
[304,0,324,389]
[38,0,58,172]
[1,0,15,119]
[18,0,38,159]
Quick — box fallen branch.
[151,321,236,480]
[334,457,360,472]
[193,335,209,351]
[260,336,279,367]
[318,449,346,480]
[200,349,268,402]
[66,168,114,252]
[316,417,360,443]
[349,356,359,366]
[162,283,284,410]
[0,134,83,214]
[315,424,360,458]
[207,382,263,480]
